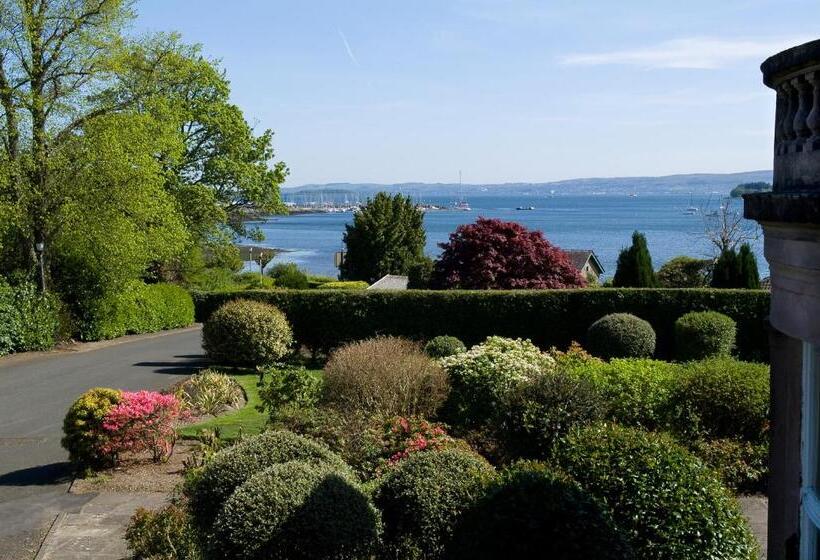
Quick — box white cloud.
[559,37,811,69]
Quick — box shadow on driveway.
[132,356,209,375]
[0,462,73,487]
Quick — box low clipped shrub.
[499,370,605,460]
[268,262,309,289]
[554,424,758,560]
[258,366,323,419]
[579,358,680,429]
[185,430,349,533]
[667,357,769,442]
[440,337,554,429]
[424,335,466,358]
[62,388,123,470]
[689,438,768,493]
[675,311,737,361]
[210,461,381,560]
[374,448,495,560]
[202,299,293,366]
[319,280,369,290]
[180,369,244,416]
[586,313,656,360]
[125,503,201,560]
[448,462,633,560]
[322,336,448,417]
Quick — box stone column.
[747,39,820,560]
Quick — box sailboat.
[683,192,699,215]
[452,170,471,211]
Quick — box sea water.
[243,193,768,280]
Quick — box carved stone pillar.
[747,39,820,560]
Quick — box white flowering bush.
[440,336,554,428]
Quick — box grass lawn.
[179,369,322,441]
[180,372,266,441]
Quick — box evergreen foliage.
[738,244,761,289]
[193,288,771,361]
[339,192,426,283]
[711,244,760,289]
[612,231,657,287]
[656,256,711,288]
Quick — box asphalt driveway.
[0,326,205,559]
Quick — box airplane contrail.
[338,28,360,67]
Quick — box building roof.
[565,249,605,274]
[367,274,409,290]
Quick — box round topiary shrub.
[425,335,466,359]
[674,311,737,361]
[323,336,448,417]
[554,423,758,560]
[210,461,381,560]
[448,461,633,560]
[185,430,350,533]
[667,357,769,442]
[61,387,122,470]
[374,448,495,559]
[586,313,656,360]
[202,299,293,366]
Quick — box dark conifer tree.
[340,192,426,283]
[711,249,740,288]
[612,231,657,287]
[738,243,761,289]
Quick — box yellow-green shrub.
[61,388,122,470]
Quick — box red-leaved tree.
[431,218,586,289]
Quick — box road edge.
[0,325,202,368]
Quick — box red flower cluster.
[382,417,451,468]
[101,391,185,462]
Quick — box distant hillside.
[284,170,773,198]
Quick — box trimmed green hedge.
[193,289,769,361]
[81,282,194,341]
[0,280,61,356]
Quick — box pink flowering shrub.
[378,417,460,473]
[101,391,185,462]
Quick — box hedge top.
[193,288,769,361]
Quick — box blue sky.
[135,0,818,186]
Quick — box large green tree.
[612,231,657,288]
[0,0,155,277]
[340,192,426,283]
[0,2,286,291]
[49,112,188,302]
[120,38,288,239]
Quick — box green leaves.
[340,192,426,283]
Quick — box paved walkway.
[740,494,769,559]
[35,492,168,560]
[0,327,205,560]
